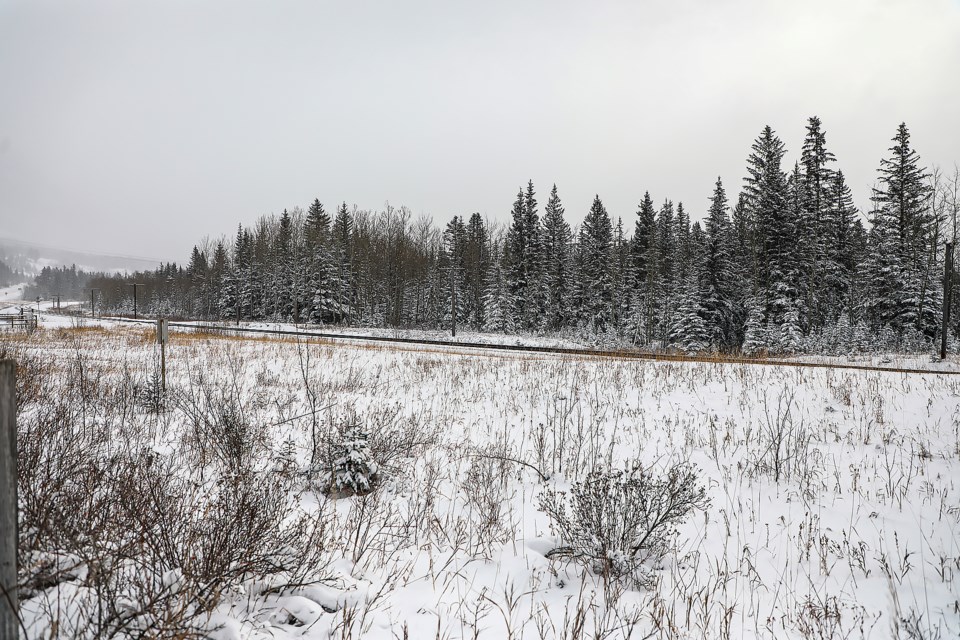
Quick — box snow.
[0,281,29,304]
[8,323,960,638]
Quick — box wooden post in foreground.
[0,360,18,638]
[157,319,169,393]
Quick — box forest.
[26,118,960,355]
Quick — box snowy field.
[0,282,29,305]
[3,324,960,639]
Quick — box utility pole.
[0,360,17,638]
[90,288,100,318]
[451,269,458,338]
[942,241,954,360]
[129,283,144,319]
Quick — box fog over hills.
[0,237,167,277]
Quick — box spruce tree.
[483,241,513,332]
[865,123,938,337]
[442,215,469,327]
[541,184,572,330]
[465,213,489,329]
[655,200,677,343]
[824,170,859,319]
[799,116,837,329]
[742,126,793,325]
[578,195,614,331]
[702,177,736,349]
[629,191,658,344]
[504,181,542,330]
[523,180,543,327]
[671,271,710,354]
[332,202,354,321]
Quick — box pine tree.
[210,240,229,320]
[523,180,542,328]
[824,170,859,319]
[577,195,614,331]
[483,241,514,332]
[273,209,295,320]
[742,298,772,355]
[674,202,692,283]
[464,213,489,329]
[865,123,938,337]
[799,116,837,330]
[629,191,658,344]
[442,215,469,327]
[332,202,354,321]
[611,218,631,331]
[742,125,793,325]
[670,268,710,354]
[505,189,529,328]
[303,202,338,323]
[655,200,677,343]
[701,177,736,349]
[541,184,572,330]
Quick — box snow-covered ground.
[187,320,598,350]
[6,324,959,639]
[0,281,29,305]
[787,353,960,373]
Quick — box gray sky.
[1,0,958,263]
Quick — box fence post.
[0,360,18,638]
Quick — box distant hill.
[0,237,165,276]
[0,257,24,287]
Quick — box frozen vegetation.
[4,325,960,638]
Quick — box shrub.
[538,462,709,582]
[328,425,379,497]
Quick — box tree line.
[0,259,26,289]
[26,119,960,354]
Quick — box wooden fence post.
[0,360,18,638]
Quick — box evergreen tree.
[742,298,772,355]
[670,271,710,354]
[464,213,489,329]
[523,180,543,327]
[655,200,677,343]
[799,116,837,329]
[483,241,513,332]
[272,209,295,320]
[441,215,469,326]
[541,184,573,330]
[611,218,631,331]
[209,240,229,320]
[505,182,541,329]
[303,200,333,322]
[701,177,736,349]
[742,125,794,324]
[332,202,354,320]
[629,191,658,344]
[577,195,614,330]
[865,123,938,337]
[823,170,859,319]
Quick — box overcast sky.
[1,0,958,263]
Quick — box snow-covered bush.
[177,376,266,473]
[329,425,380,497]
[538,462,709,583]
[136,368,166,414]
